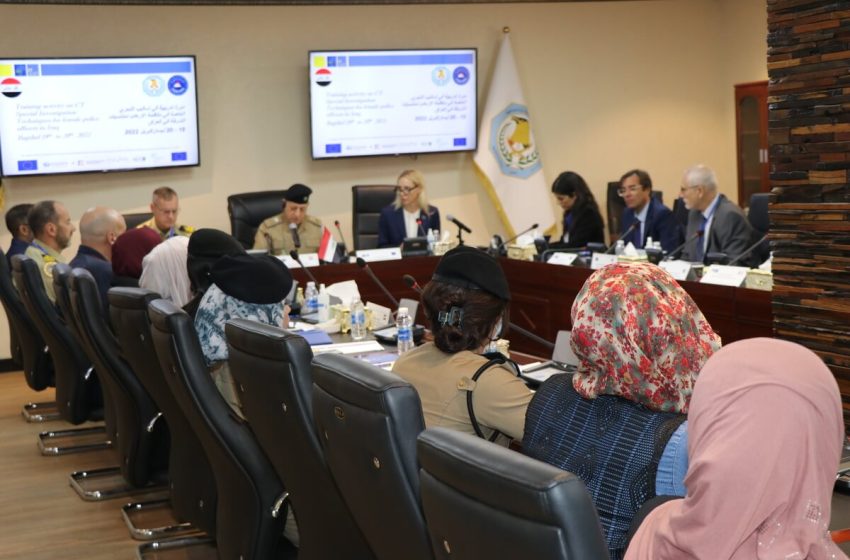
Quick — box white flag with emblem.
[474,33,554,238]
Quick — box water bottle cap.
[398,307,409,316]
[307,281,316,287]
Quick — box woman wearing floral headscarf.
[626,338,847,560]
[523,262,720,560]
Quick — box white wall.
[0,0,767,359]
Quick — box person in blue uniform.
[5,203,34,266]
[618,169,682,252]
[377,169,440,247]
[70,206,126,314]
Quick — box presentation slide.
[0,56,200,177]
[309,49,477,159]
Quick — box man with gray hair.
[679,164,756,265]
[70,207,126,311]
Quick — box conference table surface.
[289,255,773,355]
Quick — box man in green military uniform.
[138,186,194,240]
[23,200,76,303]
[253,184,323,255]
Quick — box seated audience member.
[547,171,605,249]
[70,207,126,312]
[392,245,532,444]
[377,169,441,248]
[184,229,246,318]
[112,227,162,286]
[5,203,34,265]
[679,164,756,265]
[138,186,194,240]
[625,338,847,560]
[23,200,76,303]
[618,169,682,252]
[522,262,720,560]
[253,184,322,255]
[139,236,192,307]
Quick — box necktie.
[694,215,707,262]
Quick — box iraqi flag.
[318,227,338,262]
[1,78,22,98]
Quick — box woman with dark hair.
[550,171,605,248]
[392,245,532,444]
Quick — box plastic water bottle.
[396,307,413,355]
[316,283,330,322]
[350,297,366,340]
[614,239,625,256]
[426,229,435,254]
[304,281,318,315]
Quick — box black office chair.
[672,197,689,230]
[226,319,375,560]
[226,190,289,249]
[748,192,771,263]
[148,299,294,560]
[123,212,154,229]
[417,427,609,560]
[351,185,396,250]
[12,255,109,455]
[109,287,215,545]
[0,248,57,422]
[312,353,432,560]
[66,269,169,501]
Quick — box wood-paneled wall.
[768,0,850,416]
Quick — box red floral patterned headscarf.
[570,262,720,413]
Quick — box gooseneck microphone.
[664,230,704,261]
[290,250,319,285]
[289,222,301,249]
[494,223,540,255]
[727,233,770,266]
[416,219,425,237]
[403,274,424,294]
[356,257,399,308]
[334,220,350,255]
[445,214,472,234]
[263,232,275,255]
[605,221,640,254]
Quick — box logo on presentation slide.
[314,68,332,87]
[490,103,541,178]
[168,75,188,96]
[1,78,22,98]
[142,76,166,97]
[431,67,450,86]
[452,67,470,85]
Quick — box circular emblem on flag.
[315,68,332,87]
[490,103,542,179]
[1,78,22,98]
[452,66,470,85]
[431,66,450,86]
[168,75,188,96]
[142,76,166,97]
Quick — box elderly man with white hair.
[678,164,756,266]
[70,206,127,312]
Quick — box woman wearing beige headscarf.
[625,337,847,560]
[139,235,192,307]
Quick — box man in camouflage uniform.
[138,186,194,240]
[23,200,75,303]
[253,184,323,255]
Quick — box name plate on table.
[590,253,618,270]
[354,247,402,263]
[658,260,694,281]
[700,264,749,287]
[547,252,579,267]
[278,252,320,269]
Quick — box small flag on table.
[318,226,338,262]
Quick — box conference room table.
[288,255,773,356]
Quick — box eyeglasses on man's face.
[680,184,700,194]
[397,185,420,195]
[617,185,644,197]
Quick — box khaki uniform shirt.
[392,342,533,444]
[24,241,67,304]
[253,214,323,255]
[137,217,194,241]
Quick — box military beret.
[187,229,246,292]
[432,245,510,301]
[284,184,312,204]
[211,254,293,304]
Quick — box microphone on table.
[334,220,350,256]
[289,250,319,285]
[605,221,640,254]
[506,323,556,351]
[356,257,399,308]
[289,222,301,249]
[263,232,275,255]
[445,214,472,234]
[493,223,539,256]
[663,230,704,261]
[403,274,424,295]
[727,233,770,266]
[416,219,426,237]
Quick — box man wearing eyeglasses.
[253,183,323,255]
[679,164,755,265]
[138,186,194,240]
[618,169,682,252]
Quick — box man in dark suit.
[679,164,756,265]
[70,206,126,313]
[618,169,682,252]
